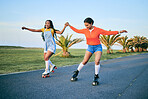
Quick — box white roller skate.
[42,70,50,78]
[50,65,57,73]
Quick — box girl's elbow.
[56,32,63,34]
[33,29,38,32]
[59,31,64,34]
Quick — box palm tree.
[100,34,121,54]
[133,36,141,52]
[140,36,148,51]
[117,36,128,53]
[141,43,148,51]
[127,36,148,52]
[127,38,134,52]
[55,34,84,57]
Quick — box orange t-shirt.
[70,26,119,45]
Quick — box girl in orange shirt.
[66,17,127,86]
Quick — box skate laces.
[73,70,79,74]
[44,69,49,73]
[73,70,79,78]
[95,74,99,79]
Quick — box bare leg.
[94,51,102,75]
[44,51,54,61]
[71,51,93,81]
[77,51,93,71]
[44,51,54,71]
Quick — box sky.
[0,0,148,49]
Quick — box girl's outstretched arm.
[65,22,85,34]
[55,24,68,34]
[99,28,127,35]
[22,27,42,32]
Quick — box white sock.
[95,64,100,75]
[77,62,84,71]
[48,60,55,67]
[45,61,49,70]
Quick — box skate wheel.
[75,78,78,81]
[97,82,99,85]
[92,81,99,86]
[55,67,57,69]
[70,78,74,81]
[92,82,96,86]
[43,76,46,78]
[47,75,50,77]
[52,70,54,73]
[71,78,77,81]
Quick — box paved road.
[0,53,148,99]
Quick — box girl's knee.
[82,61,88,65]
[44,57,49,61]
[95,61,100,65]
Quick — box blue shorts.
[87,44,103,54]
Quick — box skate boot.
[42,69,50,78]
[92,74,99,86]
[70,70,79,81]
[50,65,57,73]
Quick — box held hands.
[119,30,128,33]
[65,22,70,26]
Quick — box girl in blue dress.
[22,20,68,76]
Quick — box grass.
[0,46,147,74]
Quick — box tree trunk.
[139,48,142,52]
[107,47,111,54]
[143,48,147,51]
[110,49,113,53]
[126,47,129,52]
[134,48,139,52]
[62,48,70,57]
[131,48,134,52]
[123,48,126,53]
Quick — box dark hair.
[44,20,56,33]
[41,20,57,41]
[84,17,94,25]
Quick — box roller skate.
[50,65,57,73]
[70,70,79,81]
[42,70,50,78]
[92,74,99,86]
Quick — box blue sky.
[0,0,148,49]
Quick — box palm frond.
[100,35,109,47]
[55,34,84,50]
[68,38,84,48]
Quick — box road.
[0,53,148,99]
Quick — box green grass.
[0,46,147,74]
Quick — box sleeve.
[99,28,119,35]
[70,26,85,34]
[41,28,45,32]
[51,29,54,33]
[51,29,55,36]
